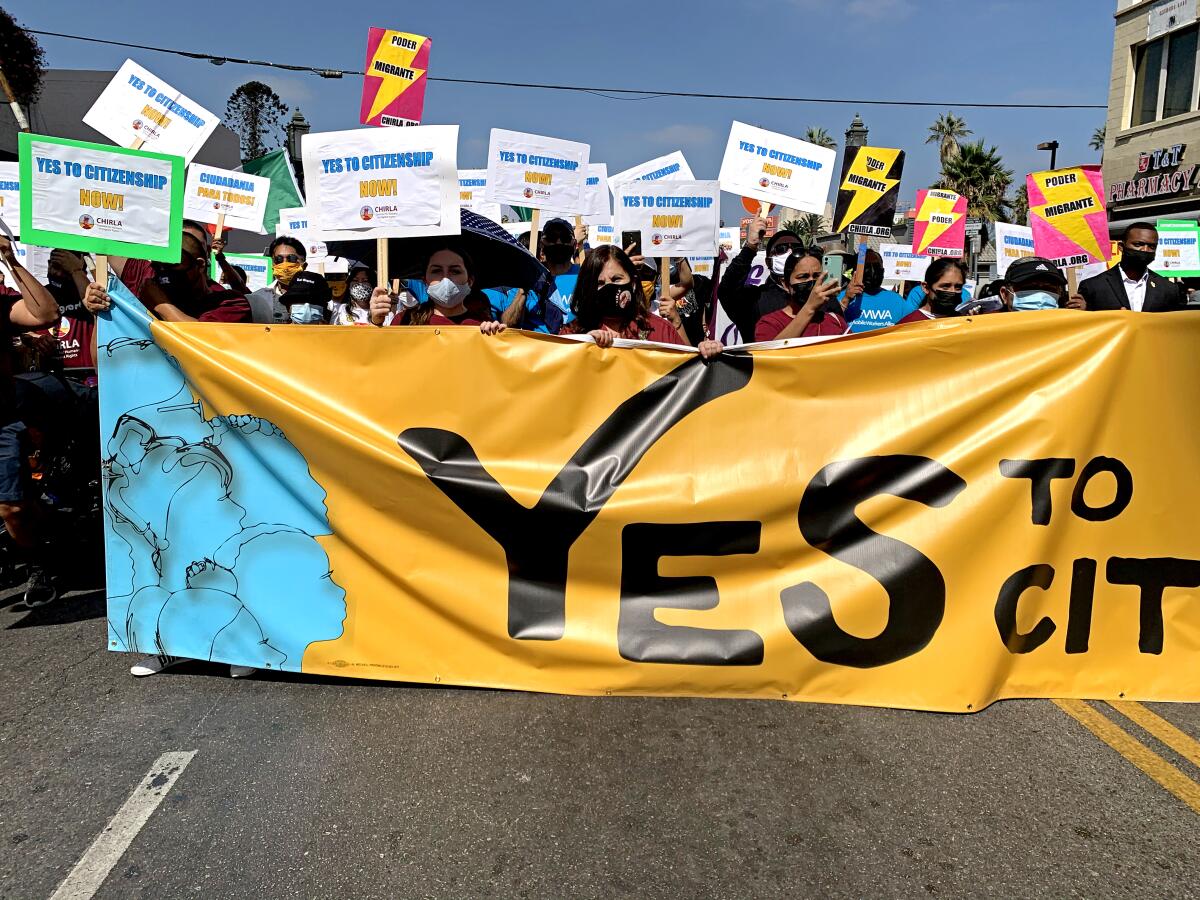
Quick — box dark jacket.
[717,246,792,341]
[1079,265,1185,312]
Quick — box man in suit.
[1073,222,1185,312]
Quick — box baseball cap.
[283,270,332,305]
[1006,257,1067,288]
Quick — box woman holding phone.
[753,249,846,341]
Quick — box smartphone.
[821,254,844,284]
[621,230,642,255]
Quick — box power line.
[28,29,1108,111]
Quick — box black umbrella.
[326,209,548,291]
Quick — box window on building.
[1131,23,1199,127]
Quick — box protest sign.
[19,133,183,262]
[912,189,967,258]
[359,28,431,127]
[502,221,532,238]
[717,122,836,216]
[100,289,1200,711]
[994,223,1037,277]
[82,59,217,163]
[0,162,20,235]
[1151,219,1200,276]
[0,241,51,285]
[300,125,459,239]
[483,129,590,212]
[276,207,329,262]
[718,227,739,259]
[183,164,270,234]
[832,146,905,236]
[880,243,931,283]
[613,180,720,257]
[211,253,271,292]
[608,152,694,199]
[456,169,503,223]
[687,256,714,277]
[588,223,615,247]
[546,164,610,224]
[1027,166,1110,269]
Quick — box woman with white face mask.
[332,264,398,325]
[371,246,506,335]
[716,216,804,342]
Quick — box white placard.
[546,163,610,224]
[0,242,51,285]
[456,170,503,223]
[26,137,175,249]
[588,223,615,247]
[502,221,532,238]
[994,222,1036,278]
[608,152,694,199]
[717,121,837,216]
[613,180,720,257]
[82,59,218,162]
[1153,225,1200,272]
[276,207,328,262]
[880,243,932,283]
[718,227,739,258]
[483,129,590,211]
[687,256,714,277]
[1148,0,1196,38]
[214,252,271,292]
[184,164,270,233]
[301,125,460,239]
[0,162,20,236]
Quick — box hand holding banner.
[359,28,431,127]
[912,189,967,258]
[483,129,591,212]
[82,59,217,163]
[1027,165,1110,269]
[717,122,836,216]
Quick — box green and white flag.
[241,149,304,234]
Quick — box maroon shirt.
[389,310,487,327]
[560,314,686,345]
[754,306,847,342]
[897,309,937,325]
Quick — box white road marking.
[49,750,197,900]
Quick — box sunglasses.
[273,254,302,264]
[771,242,800,255]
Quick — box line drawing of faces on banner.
[99,305,346,670]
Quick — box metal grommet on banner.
[264,326,271,333]
[434,328,441,335]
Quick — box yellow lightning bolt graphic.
[1029,168,1107,263]
[367,31,427,123]
[834,147,901,232]
[914,190,964,254]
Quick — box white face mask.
[348,282,372,304]
[427,277,470,308]
[770,252,791,276]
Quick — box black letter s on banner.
[781,456,967,667]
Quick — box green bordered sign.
[211,252,272,292]
[18,133,184,263]
[1152,219,1200,278]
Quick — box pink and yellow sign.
[359,28,431,128]
[1027,165,1110,269]
[912,189,967,258]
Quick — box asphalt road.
[2,581,1198,900]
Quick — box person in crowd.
[1072,222,1185,312]
[754,249,847,341]
[282,271,331,325]
[897,258,969,325]
[332,263,396,325]
[842,250,919,332]
[656,258,715,346]
[561,245,722,358]
[0,235,61,606]
[37,249,99,374]
[325,264,349,311]
[958,278,1010,315]
[210,233,248,295]
[246,236,308,324]
[372,246,505,335]
[1002,257,1080,310]
[499,217,577,332]
[717,214,804,340]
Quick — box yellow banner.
[100,290,1200,711]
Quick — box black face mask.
[862,265,885,293]
[1121,247,1156,275]
[930,289,962,316]
[543,243,574,266]
[790,280,815,305]
[595,282,635,319]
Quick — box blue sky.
[10,0,1113,224]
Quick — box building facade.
[1104,0,1200,233]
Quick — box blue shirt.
[489,265,579,332]
[843,288,919,333]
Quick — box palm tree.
[926,112,972,170]
[781,213,827,247]
[1009,184,1029,226]
[804,127,837,151]
[1090,124,1106,160]
[937,140,1013,221]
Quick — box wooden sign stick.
[377,237,388,289]
[1067,268,1079,296]
[529,209,541,261]
[214,212,225,246]
[95,137,147,286]
[662,256,671,301]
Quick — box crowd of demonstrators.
[1,207,1194,676]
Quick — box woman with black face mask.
[897,258,968,325]
[754,249,846,341]
[560,245,722,358]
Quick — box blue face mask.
[1014,290,1060,311]
[289,303,325,325]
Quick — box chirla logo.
[79,214,94,230]
[359,206,374,221]
[522,187,534,199]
